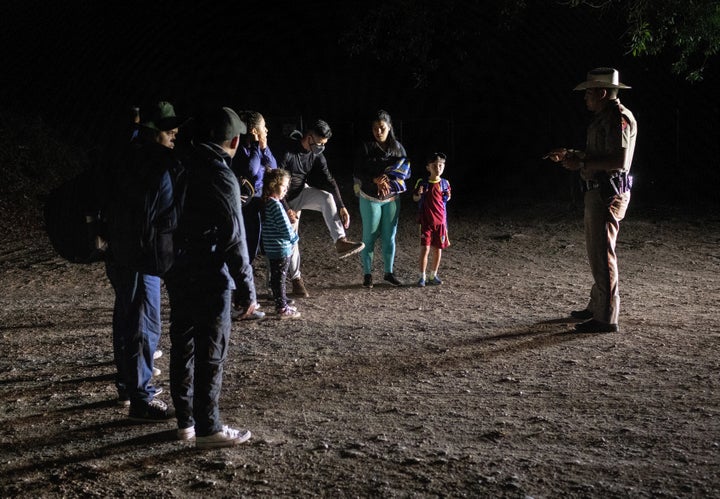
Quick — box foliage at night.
[567,0,720,81]
[341,0,720,82]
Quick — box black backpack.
[106,142,186,276]
[43,167,107,264]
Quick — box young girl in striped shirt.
[262,169,301,319]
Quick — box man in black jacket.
[277,120,364,297]
[165,107,259,448]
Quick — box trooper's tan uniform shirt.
[583,99,637,180]
[582,98,637,325]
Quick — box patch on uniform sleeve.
[621,116,629,130]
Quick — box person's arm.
[412,178,425,202]
[315,154,345,208]
[214,169,257,308]
[557,148,625,173]
[259,144,278,169]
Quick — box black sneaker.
[129,398,175,422]
[383,273,402,286]
[363,274,373,288]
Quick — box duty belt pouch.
[610,173,632,195]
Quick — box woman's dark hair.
[371,109,401,151]
[238,110,263,137]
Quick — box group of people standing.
[100,65,635,451]
[103,104,453,449]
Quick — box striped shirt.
[262,197,299,259]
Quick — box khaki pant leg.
[583,189,630,324]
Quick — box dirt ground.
[1,195,719,497]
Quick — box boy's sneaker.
[335,238,365,259]
[363,274,373,288]
[153,349,163,360]
[428,276,443,285]
[177,425,196,440]
[384,273,403,286]
[196,425,252,449]
[291,277,310,297]
[277,306,301,319]
[417,278,426,287]
[152,367,161,376]
[129,398,175,422]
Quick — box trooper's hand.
[287,209,298,223]
[543,148,568,162]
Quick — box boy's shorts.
[420,223,450,249]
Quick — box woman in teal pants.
[353,110,411,288]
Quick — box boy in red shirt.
[412,152,451,287]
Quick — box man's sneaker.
[428,276,443,285]
[277,306,301,319]
[128,398,175,422]
[384,273,403,286]
[153,349,163,360]
[196,425,252,449]
[335,238,365,259]
[363,274,373,288]
[291,277,309,297]
[152,367,161,377]
[417,278,426,287]
[177,425,196,441]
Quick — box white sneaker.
[177,426,196,440]
[195,425,251,449]
[153,349,163,360]
[152,367,161,376]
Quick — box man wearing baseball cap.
[546,68,638,333]
[164,106,259,448]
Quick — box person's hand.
[374,175,390,198]
[339,207,350,229]
[543,148,568,162]
[258,136,267,150]
[287,209,298,223]
[416,185,425,196]
[233,301,258,320]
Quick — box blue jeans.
[358,196,400,274]
[106,262,161,406]
[166,282,232,437]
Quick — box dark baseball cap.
[195,106,247,142]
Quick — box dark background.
[2,0,719,211]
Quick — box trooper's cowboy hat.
[141,101,187,131]
[574,67,631,91]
